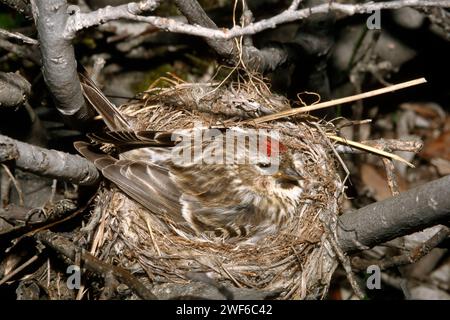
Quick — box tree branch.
[338,175,450,253]
[0,134,99,185]
[172,0,234,59]
[350,226,450,271]
[0,72,31,109]
[173,0,288,72]
[64,0,162,39]
[30,0,94,127]
[0,28,38,45]
[0,0,32,19]
[29,0,162,128]
[0,38,41,65]
[66,0,450,41]
[34,229,157,300]
[62,0,449,72]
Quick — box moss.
[198,0,232,10]
[131,64,177,93]
[80,37,97,50]
[155,2,179,16]
[184,53,214,75]
[391,110,399,124]
[0,12,26,29]
[155,0,231,16]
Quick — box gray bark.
[0,38,41,65]
[173,0,288,72]
[30,0,94,128]
[0,134,99,185]
[0,0,32,19]
[0,72,31,109]
[338,175,450,253]
[173,0,234,59]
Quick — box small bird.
[75,69,305,241]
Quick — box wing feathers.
[88,130,177,151]
[78,65,131,131]
[74,141,184,222]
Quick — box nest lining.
[90,79,345,299]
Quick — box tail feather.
[73,141,116,170]
[87,130,177,152]
[78,64,130,131]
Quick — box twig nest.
[90,79,344,299]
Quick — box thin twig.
[328,135,415,168]
[363,139,424,153]
[65,0,162,38]
[288,0,303,11]
[0,254,40,286]
[0,38,40,65]
[1,169,12,207]
[1,0,32,19]
[34,229,158,300]
[90,56,106,86]
[49,179,58,204]
[63,0,449,73]
[0,28,38,45]
[381,158,400,197]
[1,164,24,206]
[326,229,366,299]
[66,1,450,40]
[351,226,450,270]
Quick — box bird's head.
[170,127,304,204]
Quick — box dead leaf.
[361,164,408,201]
[420,131,450,161]
[430,158,450,175]
[400,103,445,122]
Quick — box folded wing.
[74,141,185,225]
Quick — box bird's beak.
[274,168,301,187]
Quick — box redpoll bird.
[75,70,305,241]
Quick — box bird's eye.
[257,162,271,168]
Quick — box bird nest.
[88,79,345,299]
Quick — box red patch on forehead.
[262,138,287,157]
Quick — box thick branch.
[172,0,234,59]
[0,134,99,185]
[30,1,162,127]
[30,0,93,127]
[338,175,450,253]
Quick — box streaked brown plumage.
[76,68,305,241]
